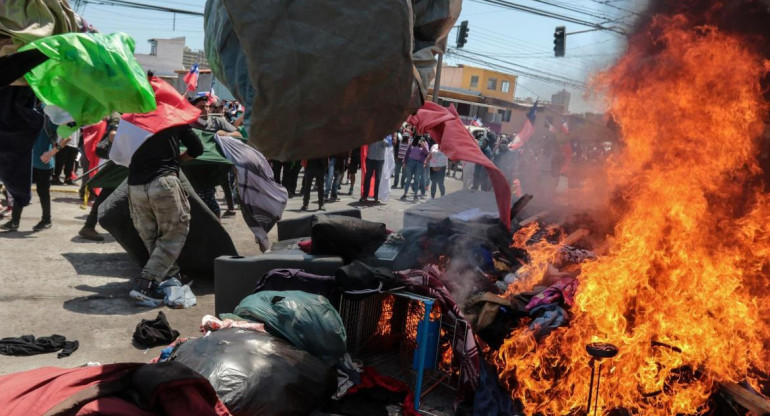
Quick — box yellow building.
[436,64,517,102]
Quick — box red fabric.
[0,363,231,416]
[407,102,512,230]
[0,363,141,416]
[298,238,312,253]
[123,77,201,134]
[76,396,153,415]
[359,144,376,197]
[149,378,231,416]
[347,366,420,416]
[81,121,106,178]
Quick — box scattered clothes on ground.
[525,277,578,311]
[172,328,336,416]
[200,315,267,333]
[253,268,339,305]
[0,361,230,416]
[396,264,480,404]
[335,353,364,393]
[327,366,420,416]
[529,304,568,340]
[161,277,197,309]
[0,334,78,358]
[150,337,190,364]
[473,360,516,416]
[135,278,197,309]
[133,311,180,348]
[225,290,347,366]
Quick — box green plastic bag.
[20,32,156,137]
[225,290,347,366]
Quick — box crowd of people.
[266,123,458,211]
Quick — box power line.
[449,48,586,88]
[461,48,587,84]
[81,0,203,16]
[526,0,626,24]
[469,0,626,34]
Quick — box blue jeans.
[401,159,424,197]
[324,159,335,198]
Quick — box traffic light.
[553,26,566,57]
[457,20,469,48]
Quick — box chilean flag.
[509,100,538,150]
[471,115,483,127]
[547,118,557,133]
[109,77,201,166]
[183,63,199,92]
[561,117,570,135]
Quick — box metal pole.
[432,53,444,103]
[413,299,434,410]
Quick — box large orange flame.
[497,13,770,415]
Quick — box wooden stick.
[562,228,590,246]
[719,382,770,415]
[520,210,550,227]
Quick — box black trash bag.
[97,171,238,278]
[335,261,399,292]
[311,215,387,261]
[217,0,416,161]
[172,328,337,416]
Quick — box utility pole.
[433,52,443,103]
[435,21,469,103]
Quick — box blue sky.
[79,0,647,113]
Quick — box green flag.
[20,32,156,137]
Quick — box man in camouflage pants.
[127,124,203,302]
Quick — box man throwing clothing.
[128,124,204,302]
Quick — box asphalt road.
[0,171,466,415]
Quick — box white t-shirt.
[428,144,448,167]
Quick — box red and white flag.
[561,117,570,135]
[109,77,201,166]
[509,100,539,150]
[183,63,199,92]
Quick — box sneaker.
[300,205,308,211]
[51,178,63,185]
[359,197,367,203]
[64,179,74,186]
[32,220,52,231]
[413,195,418,201]
[222,210,237,217]
[400,195,407,200]
[78,226,104,241]
[318,205,326,211]
[374,198,380,204]
[129,278,165,302]
[1,220,19,231]
[348,188,354,195]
